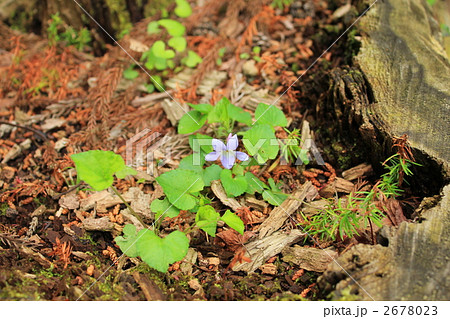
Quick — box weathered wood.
[322,0,450,192]
[282,246,338,272]
[317,0,450,301]
[82,216,114,232]
[342,163,373,181]
[258,181,316,239]
[232,229,306,273]
[132,272,166,301]
[210,180,243,211]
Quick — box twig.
[111,186,146,226]
[0,120,49,142]
[52,182,84,200]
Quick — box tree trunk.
[319,0,450,300]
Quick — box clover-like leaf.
[168,36,187,52]
[220,169,248,197]
[136,229,189,273]
[150,197,180,220]
[220,210,244,235]
[115,224,139,258]
[123,67,139,80]
[147,21,160,34]
[174,0,192,18]
[71,150,134,191]
[156,169,204,210]
[158,19,186,37]
[242,124,279,164]
[178,110,207,134]
[182,50,202,68]
[254,103,288,127]
[152,40,175,59]
[195,205,220,237]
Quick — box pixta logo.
[125,129,172,175]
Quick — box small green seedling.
[47,13,91,50]
[123,66,139,80]
[302,153,421,241]
[174,0,192,18]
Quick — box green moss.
[105,0,132,36]
[144,0,173,17]
[330,287,362,301]
[0,203,9,216]
[0,270,46,300]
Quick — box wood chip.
[82,217,114,232]
[211,180,243,211]
[31,205,46,217]
[133,272,166,301]
[260,263,277,275]
[319,178,354,197]
[245,196,269,210]
[59,193,80,210]
[79,187,153,222]
[232,229,305,273]
[342,163,373,181]
[188,278,205,299]
[1,139,31,164]
[161,99,187,126]
[282,246,338,272]
[258,181,316,239]
[301,199,330,216]
[86,264,95,276]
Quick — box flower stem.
[111,186,146,226]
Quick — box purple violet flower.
[205,134,249,169]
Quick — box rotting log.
[320,0,450,194]
[318,0,450,301]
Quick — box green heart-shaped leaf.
[220,210,244,234]
[150,197,180,220]
[158,19,185,37]
[244,172,268,194]
[195,205,220,237]
[182,50,202,68]
[203,164,222,186]
[115,224,139,258]
[71,150,135,191]
[156,169,204,210]
[254,103,288,127]
[178,110,207,134]
[220,169,248,197]
[242,124,279,164]
[147,21,160,34]
[168,36,187,52]
[152,40,175,59]
[174,0,192,18]
[136,230,189,273]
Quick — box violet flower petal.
[211,139,226,152]
[221,151,236,169]
[236,151,249,162]
[205,151,221,161]
[226,134,239,151]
